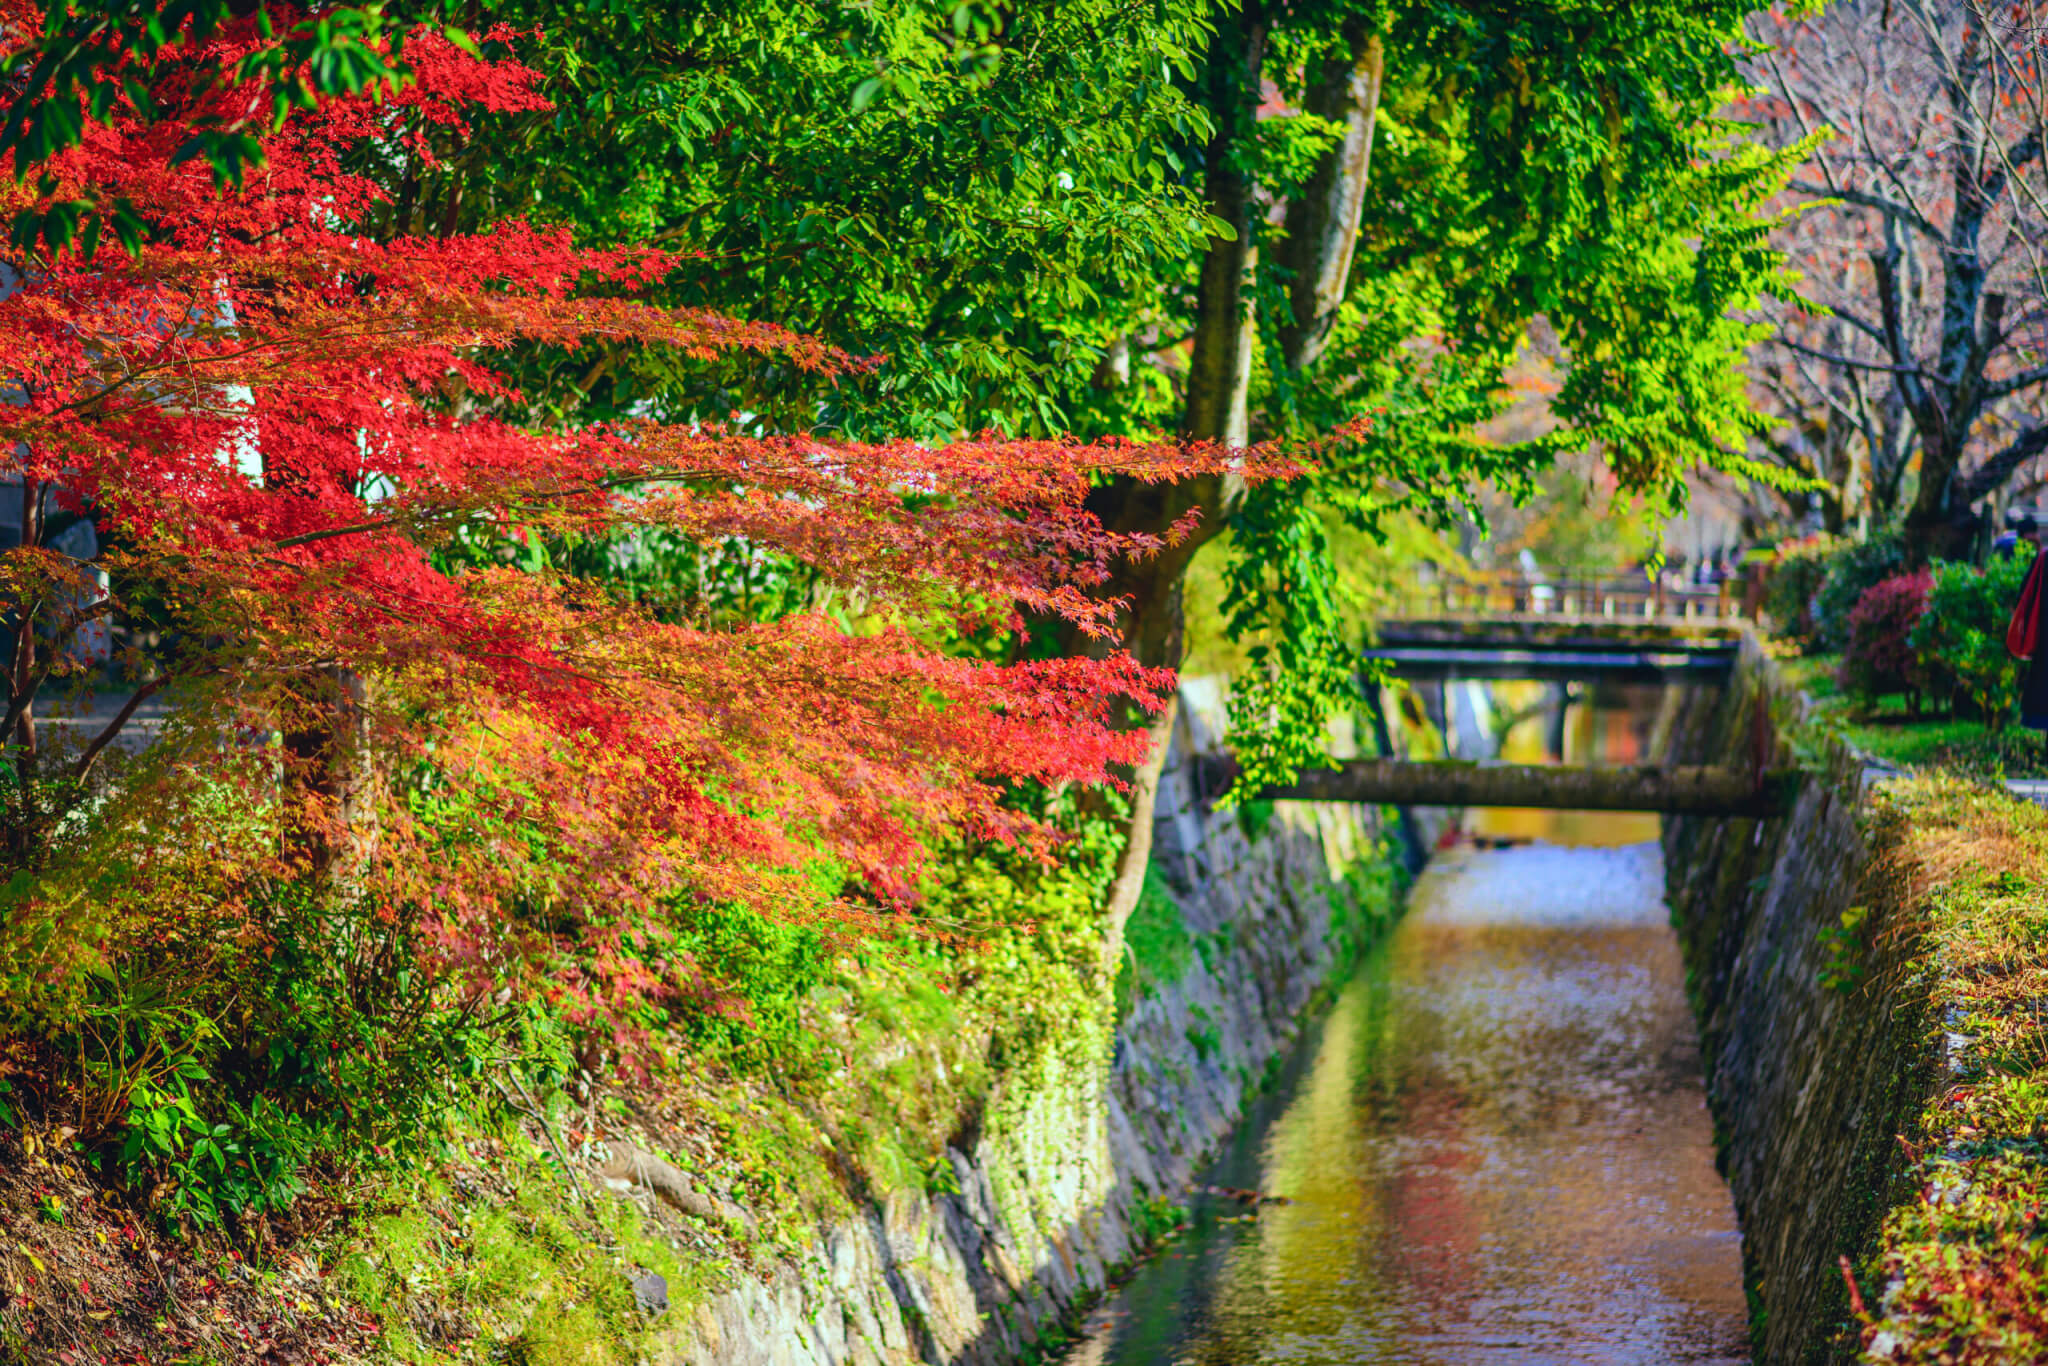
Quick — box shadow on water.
[1063,819,1748,1366]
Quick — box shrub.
[1761,534,1843,642]
[1839,570,1933,706]
[1910,554,2036,728]
[1814,531,1909,651]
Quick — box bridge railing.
[1391,571,1748,623]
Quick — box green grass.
[1850,777,2048,1363]
[1784,652,2048,779]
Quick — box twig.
[491,1075,594,1215]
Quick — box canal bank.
[663,635,2048,1366]
[1661,635,2048,1364]
[1059,633,2048,1366]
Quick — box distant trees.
[1742,0,2048,553]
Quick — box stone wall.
[1661,637,1940,1366]
[664,686,1397,1365]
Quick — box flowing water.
[1063,820,1749,1366]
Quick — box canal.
[1064,813,1749,1365]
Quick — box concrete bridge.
[1365,619,1740,685]
[1220,615,1781,818]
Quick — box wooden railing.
[1389,570,1750,623]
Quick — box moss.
[334,1129,723,1364]
[1122,863,1195,994]
[1840,777,2048,1363]
[310,796,1407,1363]
[1234,799,1276,842]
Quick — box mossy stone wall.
[1662,636,1939,1365]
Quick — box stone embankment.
[1661,635,2045,1365]
[669,686,1401,1365]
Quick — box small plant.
[922,1151,963,1196]
[1814,532,1909,651]
[1818,905,1871,994]
[1131,1192,1186,1245]
[1838,570,1932,709]
[1911,556,2035,728]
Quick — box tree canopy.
[0,5,1283,1053]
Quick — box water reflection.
[1066,837,1747,1366]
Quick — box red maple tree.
[0,10,1282,1043]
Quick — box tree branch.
[1769,334,1934,377]
[1785,178,1942,238]
[71,679,164,785]
[1985,360,2048,401]
[1957,421,2048,506]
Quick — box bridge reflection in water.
[1460,678,1664,846]
[1065,690,1747,1365]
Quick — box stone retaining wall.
[1661,637,1940,1366]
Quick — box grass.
[334,1129,727,1364]
[1781,653,2048,779]
[1846,776,2048,1363]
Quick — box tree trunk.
[1063,473,1230,963]
[1182,13,1269,448]
[280,668,379,888]
[1277,25,1383,373]
[1087,10,1272,964]
[1903,9,1998,561]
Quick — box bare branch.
[72,679,164,785]
[1768,334,1934,378]
[1957,420,2048,505]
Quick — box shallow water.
[1065,836,1749,1366]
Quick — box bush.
[1910,554,2036,728]
[1814,531,1909,651]
[1761,534,1843,642]
[1839,570,1932,706]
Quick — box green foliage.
[1130,1191,1186,1246]
[1910,555,2033,728]
[1782,653,2048,779]
[922,1150,964,1196]
[1762,534,1844,642]
[0,759,580,1230]
[665,899,829,1071]
[1120,863,1193,1002]
[1222,490,1370,800]
[435,0,1216,441]
[1814,531,1908,652]
[1219,0,1805,781]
